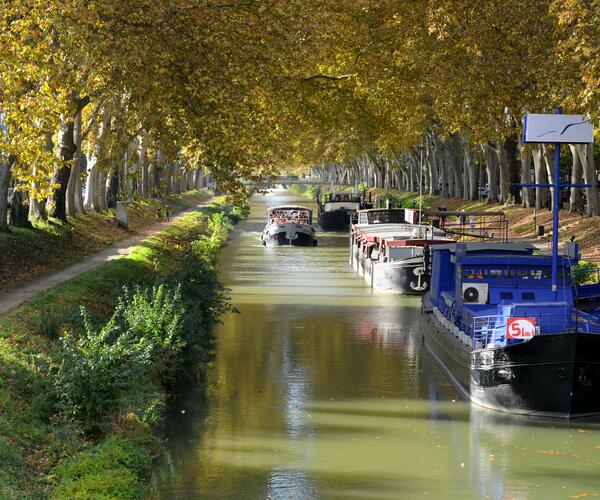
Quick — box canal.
[153,191,600,499]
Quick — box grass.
[0,190,211,294]
[0,197,243,498]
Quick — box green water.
[153,192,600,499]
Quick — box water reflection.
[153,191,600,499]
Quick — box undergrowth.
[0,197,245,499]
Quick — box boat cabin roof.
[357,208,405,214]
[267,205,312,214]
[431,242,536,254]
[353,223,450,245]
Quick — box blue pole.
[551,107,562,300]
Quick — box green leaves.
[54,284,184,431]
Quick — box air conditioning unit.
[462,283,489,304]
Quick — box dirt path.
[0,198,215,314]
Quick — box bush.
[51,436,153,499]
[54,285,184,430]
[164,250,233,374]
[208,212,233,241]
[572,260,600,285]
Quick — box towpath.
[0,198,215,314]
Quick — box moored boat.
[316,190,373,231]
[261,206,317,247]
[422,241,600,418]
[350,208,453,294]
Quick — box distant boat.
[350,208,453,294]
[316,190,373,231]
[422,241,600,418]
[261,206,317,247]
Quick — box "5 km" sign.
[506,318,537,340]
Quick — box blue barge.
[422,242,600,418]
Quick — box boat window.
[476,270,488,279]
[543,270,552,279]
[531,270,543,280]
[504,270,515,278]
[522,292,535,300]
[519,270,529,279]
[463,269,475,279]
[500,292,513,300]
[490,269,502,278]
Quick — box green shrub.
[54,285,184,430]
[225,201,248,223]
[164,251,233,373]
[572,260,600,285]
[208,212,233,241]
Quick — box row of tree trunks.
[311,138,600,219]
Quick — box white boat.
[261,206,317,247]
[350,208,453,294]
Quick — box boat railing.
[470,313,585,350]
[425,211,508,242]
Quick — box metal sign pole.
[551,107,562,299]
[522,109,594,302]
[418,144,424,226]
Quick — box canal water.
[153,191,600,499]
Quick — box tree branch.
[301,74,352,82]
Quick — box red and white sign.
[506,318,537,339]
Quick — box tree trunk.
[532,146,548,209]
[483,144,499,203]
[568,144,584,213]
[0,160,11,232]
[173,164,181,194]
[427,135,438,195]
[9,189,32,228]
[542,144,556,210]
[519,140,534,208]
[504,136,521,204]
[466,151,478,201]
[575,143,600,216]
[51,116,76,221]
[494,141,511,204]
[66,109,83,216]
[29,167,47,221]
[139,131,149,198]
[29,132,52,220]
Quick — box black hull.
[318,209,351,231]
[264,231,316,247]
[368,258,430,295]
[423,313,600,418]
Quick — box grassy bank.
[0,190,212,294]
[0,198,247,498]
[287,184,319,200]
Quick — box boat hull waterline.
[423,311,600,418]
[262,223,317,247]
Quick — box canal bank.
[0,198,245,498]
[154,191,600,499]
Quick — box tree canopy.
[0,0,599,227]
